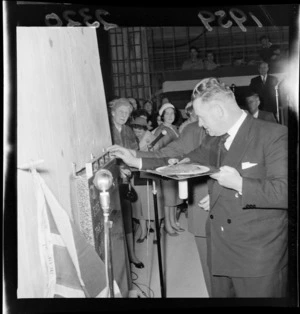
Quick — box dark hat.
[131,116,148,127]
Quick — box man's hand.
[120,167,131,179]
[210,166,242,193]
[107,145,141,168]
[198,194,210,211]
[168,158,180,165]
[167,157,190,165]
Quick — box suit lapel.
[255,76,263,89]
[210,114,255,209]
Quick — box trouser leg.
[232,265,288,298]
[210,265,288,298]
[194,236,211,297]
[210,275,235,298]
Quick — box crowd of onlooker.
[107,96,190,269]
[181,35,288,70]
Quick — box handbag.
[124,182,138,203]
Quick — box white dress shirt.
[253,110,259,118]
[261,75,267,83]
[224,110,247,150]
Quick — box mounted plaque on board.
[70,155,131,296]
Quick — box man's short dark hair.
[244,90,260,100]
[258,61,269,67]
[206,50,215,57]
[271,45,281,53]
[259,35,269,42]
[189,46,198,52]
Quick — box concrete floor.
[130,213,209,298]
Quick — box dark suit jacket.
[257,109,277,122]
[138,122,209,237]
[142,113,288,277]
[250,75,278,114]
[245,109,277,123]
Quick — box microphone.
[148,129,167,150]
[92,168,115,297]
[93,169,113,213]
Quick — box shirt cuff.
[138,158,142,170]
[238,179,243,195]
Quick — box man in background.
[245,91,277,123]
[249,61,278,117]
[258,35,273,63]
[182,46,204,70]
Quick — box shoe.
[178,202,188,210]
[172,225,185,232]
[176,203,188,220]
[130,261,144,269]
[163,227,179,237]
[148,227,155,233]
[136,235,147,243]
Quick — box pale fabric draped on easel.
[31,169,122,298]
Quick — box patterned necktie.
[216,133,230,168]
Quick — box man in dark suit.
[245,91,277,123]
[108,77,288,298]
[114,121,212,296]
[258,35,273,63]
[249,61,278,116]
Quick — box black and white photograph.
[3,1,299,311]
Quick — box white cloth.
[32,169,122,298]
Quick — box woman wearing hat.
[130,117,164,243]
[109,98,144,269]
[152,103,185,236]
[131,117,156,151]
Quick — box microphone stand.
[102,191,114,298]
[151,178,165,298]
[147,130,167,151]
[146,145,166,298]
[93,170,115,298]
[275,84,281,124]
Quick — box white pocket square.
[242,162,258,169]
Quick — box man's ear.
[257,99,261,108]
